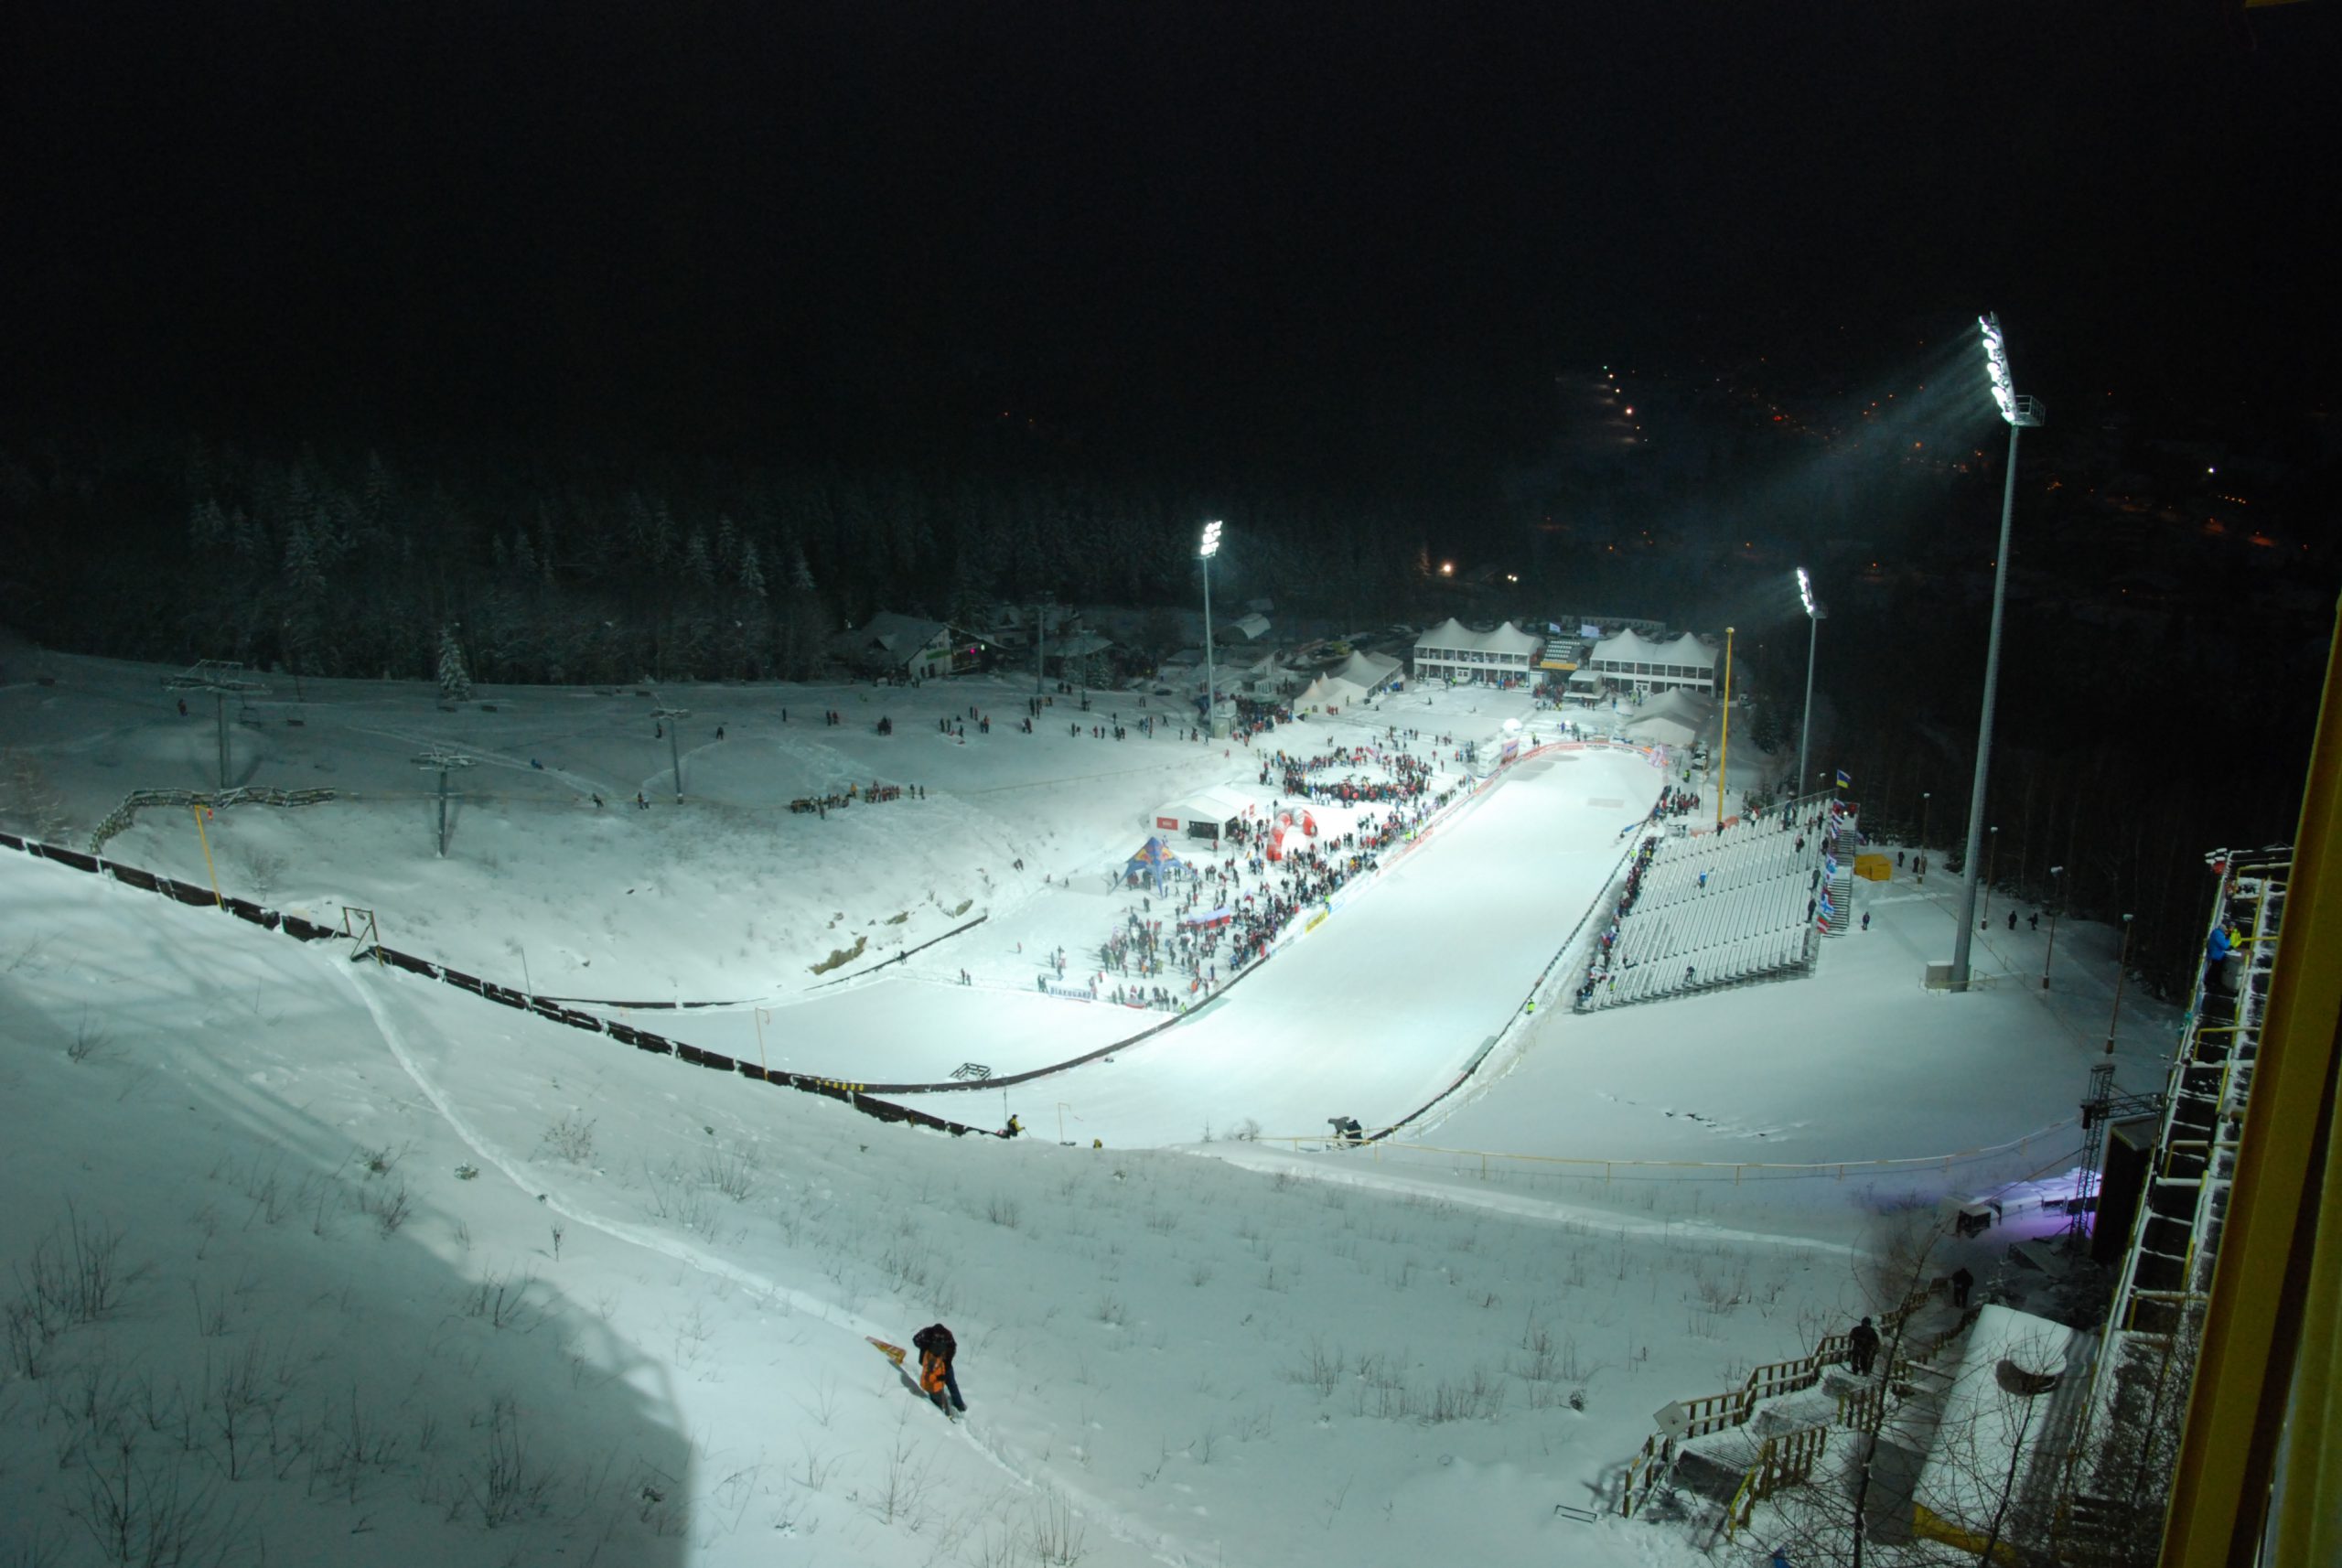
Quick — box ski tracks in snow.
[329,950,1199,1565]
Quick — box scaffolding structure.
[2057,848,2289,1552]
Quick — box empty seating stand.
[1575,808,1825,1012]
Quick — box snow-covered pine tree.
[737,538,767,599]
[714,514,740,579]
[283,520,328,674]
[436,625,474,702]
[188,497,228,549]
[682,529,714,590]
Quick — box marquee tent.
[1335,649,1403,692]
[1148,784,1257,843]
[1618,688,1713,748]
[1295,674,1367,712]
[1586,628,1715,692]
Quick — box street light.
[2042,865,2065,990]
[1949,313,2045,990]
[1199,521,1225,739]
[1795,568,1826,809]
[2105,912,2136,1054]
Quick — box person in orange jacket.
[913,1323,965,1415]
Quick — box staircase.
[2061,850,2287,1538]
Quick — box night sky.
[6,1,2337,478]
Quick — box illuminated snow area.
[0,654,2180,1566]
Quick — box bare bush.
[467,1394,553,1528]
[699,1147,758,1203]
[539,1112,597,1165]
[356,1180,412,1237]
[66,1013,112,1065]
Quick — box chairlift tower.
[162,660,272,789]
[651,703,691,801]
[412,749,477,857]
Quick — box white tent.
[1295,675,1368,712]
[1618,689,1713,748]
[1588,628,1715,689]
[1334,650,1402,692]
[1413,617,1475,652]
[1149,785,1257,842]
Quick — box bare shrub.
[699,1147,759,1203]
[66,1013,112,1065]
[357,1180,412,1238]
[539,1112,597,1165]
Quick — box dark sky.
[5,1,2337,477]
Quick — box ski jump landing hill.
[0,734,1679,1155]
[4,657,2135,1191]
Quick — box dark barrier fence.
[1,832,1004,1144]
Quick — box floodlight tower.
[1795,568,1826,802]
[1949,314,2044,990]
[1199,521,1225,739]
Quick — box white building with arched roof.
[1584,629,1715,694]
[1411,618,1545,687]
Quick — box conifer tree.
[436,625,474,702]
[682,529,714,590]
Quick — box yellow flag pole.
[1717,628,1735,831]
[191,804,223,908]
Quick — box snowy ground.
[0,651,2184,1566]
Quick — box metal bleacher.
[1575,799,1835,1011]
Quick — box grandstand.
[1574,796,1853,1010]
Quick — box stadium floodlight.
[1950,316,2047,989]
[1795,569,1826,803]
[1199,521,1226,738]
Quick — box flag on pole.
[1835,769,1851,789]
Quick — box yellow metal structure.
[2162,597,2342,1565]
[189,804,222,907]
[1717,627,1734,831]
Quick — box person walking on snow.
[913,1323,967,1414]
[1848,1316,1881,1376]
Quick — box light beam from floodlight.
[1949,315,2046,990]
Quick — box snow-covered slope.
[0,654,2183,1565]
